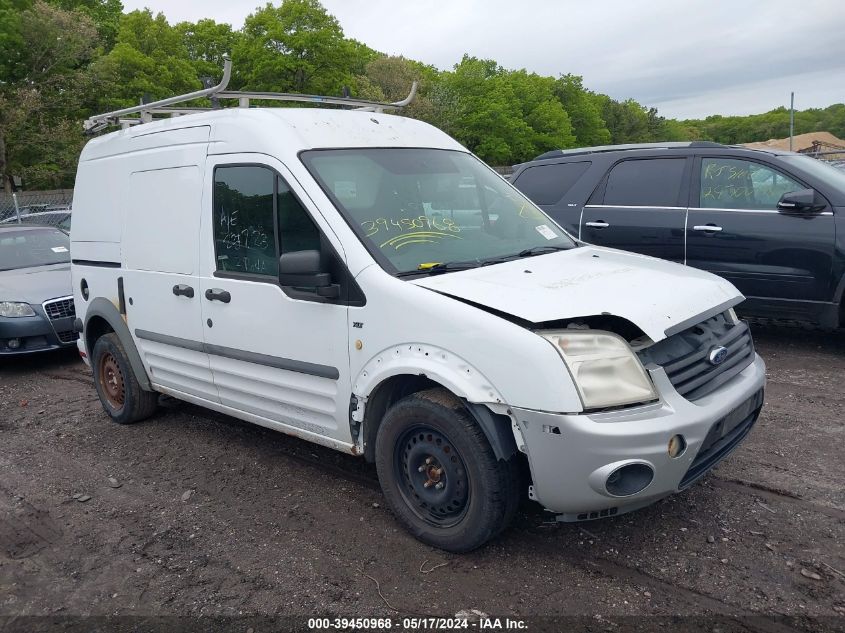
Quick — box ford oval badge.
[708,346,729,366]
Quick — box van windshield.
[301,149,576,275]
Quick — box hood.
[410,246,742,342]
[0,263,72,305]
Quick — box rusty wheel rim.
[98,352,125,409]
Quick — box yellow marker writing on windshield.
[417,262,442,270]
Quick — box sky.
[121,0,845,120]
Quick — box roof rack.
[83,56,418,134]
[531,141,726,162]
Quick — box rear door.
[687,155,835,304]
[580,157,690,263]
[123,164,218,403]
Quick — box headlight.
[0,301,36,318]
[541,330,657,409]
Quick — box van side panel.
[124,166,200,274]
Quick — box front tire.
[375,388,519,552]
[92,333,158,424]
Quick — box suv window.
[214,166,321,277]
[603,158,686,207]
[700,158,803,209]
[514,161,591,205]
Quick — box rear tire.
[92,333,157,424]
[375,388,520,552]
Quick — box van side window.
[277,175,321,254]
[214,166,277,276]
[699,158,802,209]
[603,158,686,207]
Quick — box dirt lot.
[0,324,843,632]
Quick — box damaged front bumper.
[513,354,766,520]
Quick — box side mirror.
[278,250,339,299]
[777,188,819,212]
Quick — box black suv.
[511,142,845,328]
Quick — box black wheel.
[375,388,520,552]
[92,333,158,424]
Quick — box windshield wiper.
[516,245,569,258]
[396,260,484,277]
[395,246,570,278]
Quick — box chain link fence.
[0,190,74,230]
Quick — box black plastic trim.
[679,389,764,489]
[464,402,518,461]
[117,277,126,315]
[84,298,152,391]
[135,329,204,352]
[134,329,339,380]
[72,259,121,268]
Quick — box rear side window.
[603,158,686,207]
[514,161,591,204]
[214,166,321,277]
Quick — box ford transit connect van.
[70,74,766,552]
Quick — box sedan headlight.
[0,301,36,318]
[541,330,657,409]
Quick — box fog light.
[605,463,654,497]
[668,434,687,458]
[7,338,21,349]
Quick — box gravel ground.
[0,323,843,632]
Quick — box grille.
[576,507,619,521]
[679,388,764,489]
[638,312,755,401]
[44,297,75,320]
[56,330,78,344]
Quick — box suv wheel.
[92,333,158,424]
[375,388,520,552]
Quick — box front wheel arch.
[358,374,518,463]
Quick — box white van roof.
[79,108,465,162]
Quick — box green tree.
[436,56,574,164]
[176,18,240,80]
[0,0,98,189]
[597,96,652,144]
[88,10,200,111]
[553,74,611,146]
[360,55,439,123]
[46,0,123,49]
[234,0,355,95]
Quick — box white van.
[71,73,766,552]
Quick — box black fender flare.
[464,401,519,461]
[834,272,845,306]
[83,297,153,391]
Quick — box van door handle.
[585,220,610,229]
[204,288,231,303]
[692,224,723,232]
[172,284,195,298]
